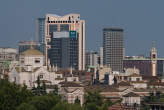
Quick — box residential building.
[45,14,85,70]
[103,28,124,72]
[0,47,18,62]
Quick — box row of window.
[48,20,79,24]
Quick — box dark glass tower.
[103,28,124,72]
[49,32,78,70]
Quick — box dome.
[21,49,43,56]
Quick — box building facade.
[123,45,164,76]
[0,47,18,62]
[85,51,98,67]
[36,18,45,44]
[49,34,78,70]
[103,28,124,72]
[45,14,85,70]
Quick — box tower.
[150,42,157,76]
[45,14,85,70]
[103,28,124,72]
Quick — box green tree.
[27,94,61,110]
[0,79,33,110]
[51,102,84,110]
[85,103,99,110]
[16,103,37,110]
[84,91,103,106]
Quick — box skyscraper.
[36,18,45,44]
[103,28,124,72]
[45,14,85,70]
[85,51,98,67]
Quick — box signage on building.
[69,31,77,38]
[53,32,69,38]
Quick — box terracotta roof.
[117,81,132,86]
[21,49,43,56]
[123,92,139,97]
[148,82,164,86]
[142,75,160,81]
[60,82,83,87]
[85,85,119,92]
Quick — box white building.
[8,47,63,89]
[122,92,141,106]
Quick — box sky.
[0,0,164,57]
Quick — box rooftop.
[21,48,43,56]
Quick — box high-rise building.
[49,32,78,70]
[103,28,124,72]
[45,14,85,70]
[85,51,98,67]
[100,47,103,67]
[36,18,45,44]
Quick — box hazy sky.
[0,0,164,57]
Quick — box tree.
[16,103,37,110]
[51,102,84,110]
[0,79,33,110]
[27,94,61,110]
[32,76,47,95]
[84,91,103,106]
[85,103,99,110]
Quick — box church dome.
[21,48,43,56]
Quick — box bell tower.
[150,42,157,76]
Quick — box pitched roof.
[21,49,43,56]
[60,82,83,87]
[117,81,132,86]
[130,73,141,77]
[123,92,139,97]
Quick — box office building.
[36,18,45,44]
[100,47,103,67]
[45,14,85,70]
[103,28,124,72]
[49,32,78,70]
[85,51,98,67]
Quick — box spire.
[151,41,156,52]
[30,39,34,49]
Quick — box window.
[21,58,24,64]
[39,75,43,79]
[35,58,40,63]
